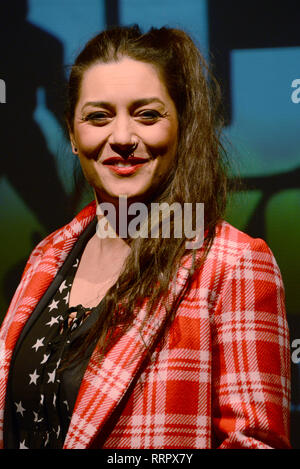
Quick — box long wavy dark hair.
[64,25,230,364]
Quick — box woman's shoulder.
[33,200,96,252]
[187,219,285,316]
[22,200,97,276]
[212,219,276,260]
[193,219,283,286]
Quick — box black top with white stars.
[6,227,105,449]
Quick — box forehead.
[77,57,171,104]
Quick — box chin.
[103,182,153,202]
[95,188,147,204]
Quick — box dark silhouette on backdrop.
[105,0,119,28]
[208,0,300,236]
[0,0,72,230]
[208,0,300,125]
[0,0,74,305]
[208,0,300,238]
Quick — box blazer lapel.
[0,201,96,447]
[64,251,196,449]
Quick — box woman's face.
[69,57,178,204]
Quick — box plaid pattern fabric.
[0,200,291,449]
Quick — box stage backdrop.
[0,0,299,448]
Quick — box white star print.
[63,400,69,411]
[63,291,70,305]
[47,369,56,383]
[44,432,49,447]
[40,394,44,405]
[48,298,59,311]
[73,258,79,268]
[56,425,61,438]
[40,353,50,364]
[33,411,44,423]
[15,401,26,416]
[53,393,57,407]
[29,369,40,385]
[59,280,68,294]
[19,439,28,449]
[46,316,60,327]
[32,337,45,352]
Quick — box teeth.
[115,163,133,167]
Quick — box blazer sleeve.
[211,237,291,449]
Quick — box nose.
[108,115,138,158]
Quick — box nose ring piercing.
[130,142,138,152]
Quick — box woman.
[0,26,291,449]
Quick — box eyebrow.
[81,97,165,111]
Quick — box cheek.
[74,126,106,157]
[142,124,178,157]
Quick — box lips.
[102,156,150,176]
[102,156,149,166]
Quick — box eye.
[136,110,162,123]
[83,111,112,125]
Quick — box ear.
[68,125,78,155]
[70,140,78,155]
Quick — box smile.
[102,157,150,175]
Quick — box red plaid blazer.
[0,200,291,449]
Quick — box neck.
[93,191,147,243]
